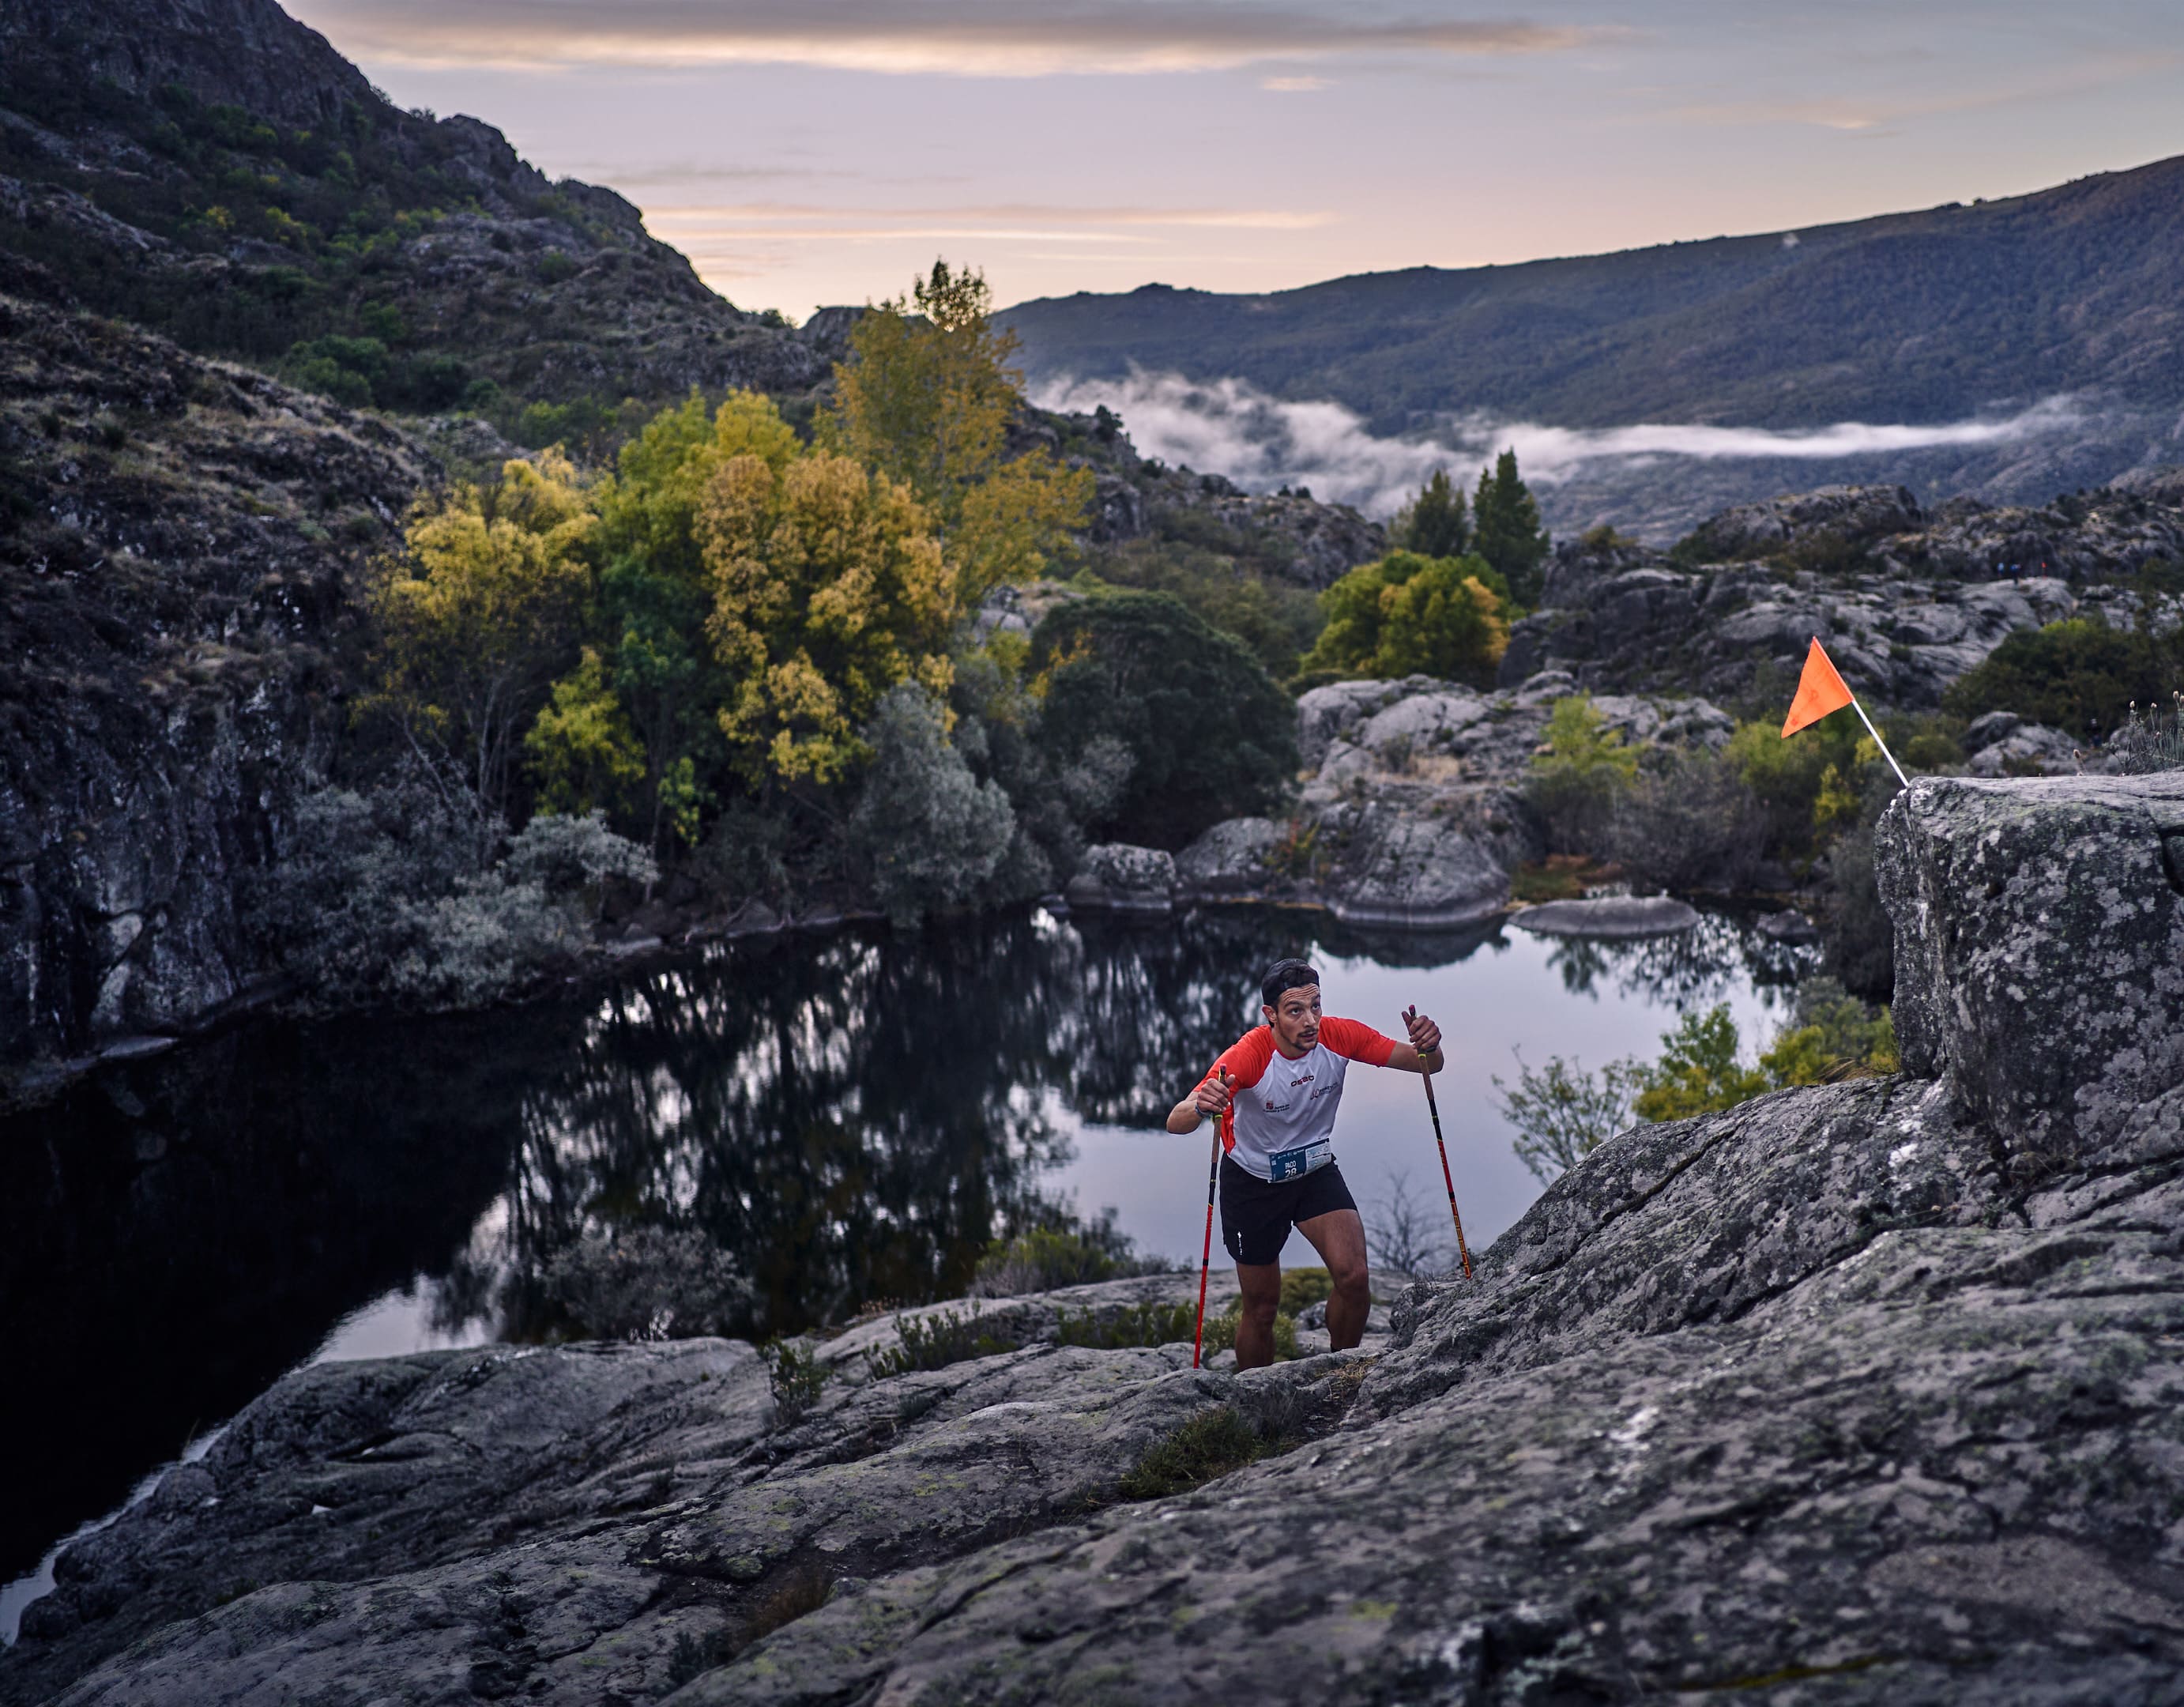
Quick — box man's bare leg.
[1297,1208,1371,1350]
[1233,1260,1282,1369]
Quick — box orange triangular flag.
[1782,637,1855,737]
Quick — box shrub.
[1053,1301,1197,1348]
[1493,1052,1642,1184]
[1297,551,1511,688]
[847,682,1016,926]
[763,1339,830,1425]
[1943,617,2181,741]
[1030,590,1297,849]
[2107,691,2184,773]
[1757,977,1897,1083]
[251,786,654,1008]
[1278,1267,1332,1314]
[1630,1006,1771,1121]
[1606,751,1766,893]
[1362,1170,1456,1277]
[866,1306,1017,1378]
[1118,1407,1286,1500]
[542,1227,755,1340]
[1526,695,1637,855]
[970,1208,1170,1297]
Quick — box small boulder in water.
[1513,895,1701,937]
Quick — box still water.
[0,902,1809,1621]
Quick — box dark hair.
[1261,958,1320,1012]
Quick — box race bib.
[1267,1140,1331,1182]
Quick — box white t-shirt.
[1201,1018,1398,1182]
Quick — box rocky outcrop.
[1064,843,1178,914]
[1171,673,1736,929]
[1500,482,2183,707]
[9,773,2182,1705]
[1877,771,2184,1174]
[0,294,434,1074]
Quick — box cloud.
[1262,74,1329,91]
[1030,369,2087,515]
[299,0,1591,75]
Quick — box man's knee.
[1329,1253,1369,1298]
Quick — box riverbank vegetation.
[1495,975,1899,1183]
[257,262,1309,1003]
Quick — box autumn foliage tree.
[825,261,1090,598]
[367,450,594,861]
[1297,550,1512,689]
[697,408,956,783]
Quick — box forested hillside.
[0,0,827,445]
[1003,155,2184,431]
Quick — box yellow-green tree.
[699,442,955,784]
[1297,550,1511,688]
[825,260,1090,599]
[367,450,595,860]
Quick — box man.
[1166,957,1444,1369]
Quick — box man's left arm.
[1323,1012,1444,1075]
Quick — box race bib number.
[1267,1140,1331,1182]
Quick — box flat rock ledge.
[1509,895,1703,937]
[6,774,2183,1706]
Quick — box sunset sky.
[286,1,2184,322]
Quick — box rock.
[1755,907,1821,945]
[1964,714,2081,778]
[1064,844,1177,914]
[11,778,2184,1705]
[1681,482,1925,558]
[1511,895,1702,936]
[1321,801,1510,928]
[1173,818,1283,899]
[1877,772,2184,1175]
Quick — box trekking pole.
[1192,1068,1230,1369]
[1404,1005,1473,1281]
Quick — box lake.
[0,902,1811,1634]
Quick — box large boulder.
[1877,772,2184,1174]
[1064,843,1177,914]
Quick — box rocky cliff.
[0,291,451,1077]
[8,771,2178,1704]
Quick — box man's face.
[1263,984,1321,1054]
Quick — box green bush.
[1278,1267,1332,1314]
[1526,695,1637,855]
[847,683,1016,926]
[762,1339,830,1425]
[1030,590,1297,849]
[1296,551,1512,688]
[1053,1301,1198,1348]
[1117,1407,1282,1500]
[540,1227,754,1341]
[866,1306,1017,1378]
[1943,617,2181,741]
[1630,1006,1772,1121]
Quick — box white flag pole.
[1847,695,1909,787]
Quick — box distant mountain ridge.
[1001,156,2184,434]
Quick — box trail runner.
[1166,958,1444,1369]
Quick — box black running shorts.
[1219,1155,1358,1267]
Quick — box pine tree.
[1471,449,1550,605]
[1394,469,1469,558]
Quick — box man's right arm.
[1167,1066,1233,1134]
